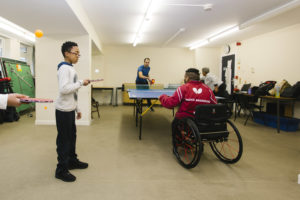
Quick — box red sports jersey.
[159,80,217,119]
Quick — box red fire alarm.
[236,42,241,46]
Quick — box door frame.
[221,54,235,94]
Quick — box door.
[221,55,235,94]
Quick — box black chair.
[214,84,234,114]
[233,93,242,120]
[172,104,243,169]
[91,97,100,119]
[237,94,263,125]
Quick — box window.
[20,43,35,76]
[20,43,28,62]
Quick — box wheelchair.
[172,104,243,169]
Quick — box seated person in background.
[159,68,217,144]
[201,67,229,98]
[214,83,229,99]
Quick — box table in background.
[92,86,114,105]
[260,96,296,133]
[114,86,123,106]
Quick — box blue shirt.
[136,65,150,84]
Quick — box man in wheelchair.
[159,68,217,134]
[159,68,243,169]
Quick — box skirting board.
[35,120,91,126]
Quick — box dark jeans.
[55,109,78,173]
[136,81,152,107]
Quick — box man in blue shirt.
[135,58,154,111]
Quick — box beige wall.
[195,47,222,78]
[228,23,300,118]
[93,46,195,88]
[35,35,92,125]
[91,53,105,86]
[230,23,300,87]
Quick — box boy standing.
[55,41,90,182]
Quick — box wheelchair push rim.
[173,118,202,169]
[209,119,243,164]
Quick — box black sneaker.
[55,170,76,182]
[68,160,89,170]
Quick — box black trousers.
[136,81,152,107]
[55,110,78,172]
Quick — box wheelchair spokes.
[173,119,202,169]
[209,120,243,164]
[172,104,243,169]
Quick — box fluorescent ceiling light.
[188,0,300,50]
[166,3,213,11]
[163,28,186,46]
[189,40,209,50]
[133,0,158,47]
[240,0,300,29]
[133,36,140,47]
[0,16,35,43]
[209,26,239,41]
[188,25,239,50]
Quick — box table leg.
[133,99,136,116]
[111,89,113,105]
[277,99,280,133]
[138,100,143,140]
[114,88,117,107]
[139,115,142,140]
[135,100,139,127]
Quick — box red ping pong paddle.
[150,79,155,85]
[19,98,53,103]
[89,78,104,83]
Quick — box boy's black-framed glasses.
[68,51,81,57]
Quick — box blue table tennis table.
[128,89,176,140]
[128,89,225,140]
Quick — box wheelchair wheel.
[173,118,202,169]
[209,119,243,164]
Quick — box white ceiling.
[0,0,300,48]
[0,0,87,39]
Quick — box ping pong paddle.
[150,79,155,85]
[89,78,104,83]
[19,98,54,103]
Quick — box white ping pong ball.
[95,69,99,73]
